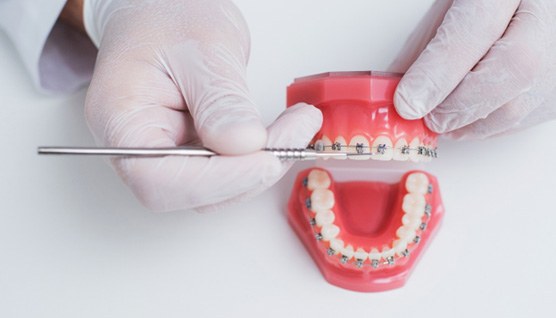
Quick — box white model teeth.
[321,224,340,241]
[354,248,368,261]
[332,136,347,160]
[381,245,395,259]
[393,138,409,161]
[310,188,335,211]
[341,244,355,260]
[314,136,333,160]
[372,136,394,161]
[422,142,433,163]
[405,172,430,195]
[348,135,371,160]
[315,210,335,226]
[305,169,432,269]
[307,169,331,191]
[330,239,344,253]
[369,248,381,261]
[402,214,422,228]
[396,225,416,241]
[409,137,421,162]
[402,193,426,216]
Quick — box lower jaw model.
[286,72,445,292]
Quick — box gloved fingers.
[118,152,283,212]
[265,103,323,148]
[157,2,265,156]
[193,103,323,213]
[443,95,539,140]
[165,42,266,156]
[117,103,322,213]
[425,2,548,133]
[85,57,195,145]
[388,0,453,73]
[394,0,520,120]
[87,97,197,149]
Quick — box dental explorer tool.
[37,146,351,161]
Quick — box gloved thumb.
[163,18,265,155]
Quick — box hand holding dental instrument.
[80,0,324,212]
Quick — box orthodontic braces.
[310,143,439,158]
[303,179,434,270]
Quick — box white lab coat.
[0,0,96,94]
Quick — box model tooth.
[310,188,335,211]
[347,135,371,160]
[321,224,340,241]
[409,137,421,162]
[393,240,409,256]
[402,214,422,229]
[331,136,347,160]
[307,169,331,191]
[330,239,344,253]
[393,138,409,161]
[382,245,395,259]
[396,225,416,241]
[422,143,433,163]
[402,193,426,216]
[321,135,332,152]
[341,244,355,260]
[369,248,381,260]
[354,248,368,261]
[315,210,335,227]
[405,172,430,195]
[371,136,394,161]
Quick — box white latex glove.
[83,0,322,212]
[391,0,556,139]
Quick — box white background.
[1,1,555,317]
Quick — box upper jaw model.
[286,72,445,292]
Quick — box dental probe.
[37,146,351,161]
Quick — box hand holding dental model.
[392,0,556,139]
[82,0,322,212]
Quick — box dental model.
[286,72,445,292]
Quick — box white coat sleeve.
[0,0,97,94]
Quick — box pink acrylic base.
[287,169,445,293]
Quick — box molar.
[402,214,422,229]
[307,169,331,191]
[371,136,394,161]
[310,188,335,211]
[405,172,430,195]
[402,193,427,216]
[315,210,335,227]
[348,135,371,160]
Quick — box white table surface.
[1,1,555,317]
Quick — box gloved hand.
[390,0,556,139]
[83,0,322,212]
